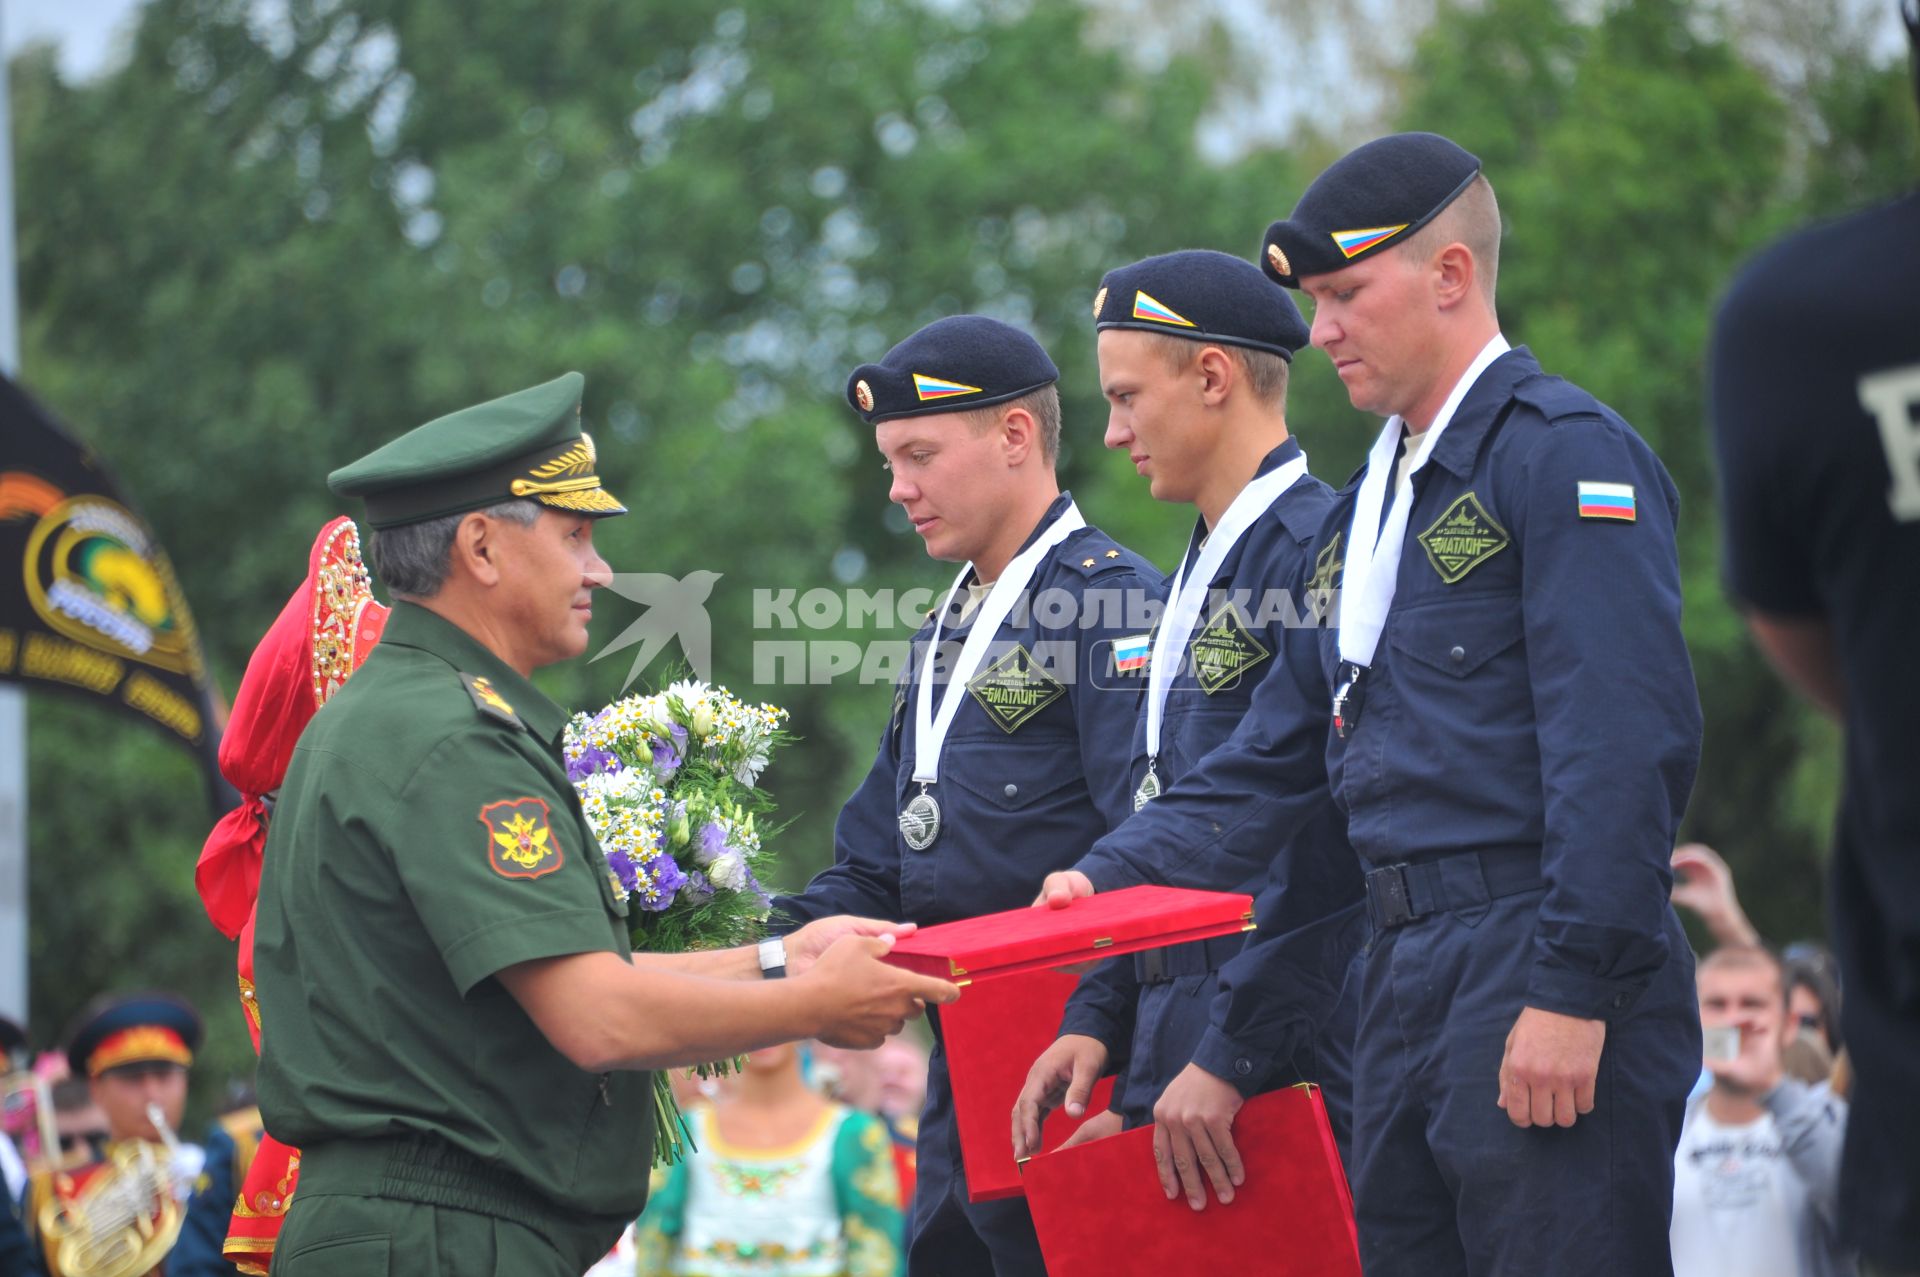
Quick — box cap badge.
[1092,286,1108,319]
[855,379,875,412]
[1331,224,1409,259]
[1267,243,1291,276]
[912,373,985,402]
[1131,290,1195,328]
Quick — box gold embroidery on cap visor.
[1267,243,1291,276]
[508,432,626,513]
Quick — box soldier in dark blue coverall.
[775,316,1162,1277]
[1709,8,1920,1270]
[1221,134,1704,1276]
[1010,252,1364,1206]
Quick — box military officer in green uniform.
[254,372,957,1277]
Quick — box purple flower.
[695,822,730,866]
[650,737,682,778]
[605,848,642,896]
[683,870,715,902]
[636,852,686,912]
[566,745,620,782]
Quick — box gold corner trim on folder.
[1092,937,1114,949]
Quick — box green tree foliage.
[11,0,1914,1117]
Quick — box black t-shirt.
[1709,190,1920,942]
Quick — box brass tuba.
[36,1102,184,1277]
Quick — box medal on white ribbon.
[1136,453,1308,809]
[901,502,1088,848]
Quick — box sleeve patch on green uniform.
[461,673,524,729]
[481,797,566,879]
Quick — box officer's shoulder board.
[1511,372,1607,426]
[460,672,525,730]
[1058,530,1146,580]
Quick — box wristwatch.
[758,936,788,979]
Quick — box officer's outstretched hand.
[1153,1063,1245,1210]
[1012,1033,1109,1159]
[1497,1006,1606,1128]
[786,915,920,976]
[802,934,958,1051]
[1034,869,1096,910]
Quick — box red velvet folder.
[936,969,1116,1201]
[887,887,1254,1203]
[1023,1084,1360,1277]
[885,886,1255,983]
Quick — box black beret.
[1093,249,1309,361]
[847,316,1059,425]
[1261,133,1482,288]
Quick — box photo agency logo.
[592,573,1338,691]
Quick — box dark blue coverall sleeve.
[1511,411,1701,1020]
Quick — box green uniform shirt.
[254,602,654,1219]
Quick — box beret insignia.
[855,379,875,412]
[1131,290,1195,328]
[1267,243,1290,276]
[912,373,984,402]
[1331,224,1410,259]
[1092,286,1108,319]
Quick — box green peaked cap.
[329,372,627,529]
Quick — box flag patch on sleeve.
[1114,634,1151,672]
[1576,481,1636,522]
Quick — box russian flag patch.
[913,372,984,402]
[1131,290,1195,328]
[1577,481,1636,522]
[1114,634,1151,672]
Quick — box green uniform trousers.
[271,1138,632,1276]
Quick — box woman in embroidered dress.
[631,1042,904,1277]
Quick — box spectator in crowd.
[632,1041,905,1276]
[1672,843,1762,949]
[1672,945,1855,1277]
[1786,948,1845,1056]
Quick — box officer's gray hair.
[962,385,1063,464]
[1140,332,1291,411]
[367,498,542,599]
[1403,173,1501,305]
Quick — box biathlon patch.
[481,797,565,880]
[1576,481,1637,521]
[1192,600,1271,694]
[1417,492,1509,584]
[967,644,1067,733]
[1308,531,1345,595]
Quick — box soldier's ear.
[450,511,504,587]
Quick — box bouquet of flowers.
[563,678,792,1165]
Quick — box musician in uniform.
[25,994,206,1277]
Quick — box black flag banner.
[0,372,223,789]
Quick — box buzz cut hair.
[1402,173,1502,304]
[1698,943,1789,1005]
[1139,331,1290,411]
[962,384,1063,463]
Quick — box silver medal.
[1132,764,1162,812]
[899,786,942,850]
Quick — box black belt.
[1364,847,1543,932]
[1134,933,1246,985]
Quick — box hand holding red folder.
[1024,1085,1360,1277]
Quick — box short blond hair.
[1138,332,1290,411]
[961,384,1062,463]
[1401,174,1501,303]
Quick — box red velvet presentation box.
[1023,1084,1360,1277]
[936,969,1116,1201]
[885,887,1255,1202]
[884,886,1255,984]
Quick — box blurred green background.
[11,0,1916,1130]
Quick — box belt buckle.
[1367,864,1416,930]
